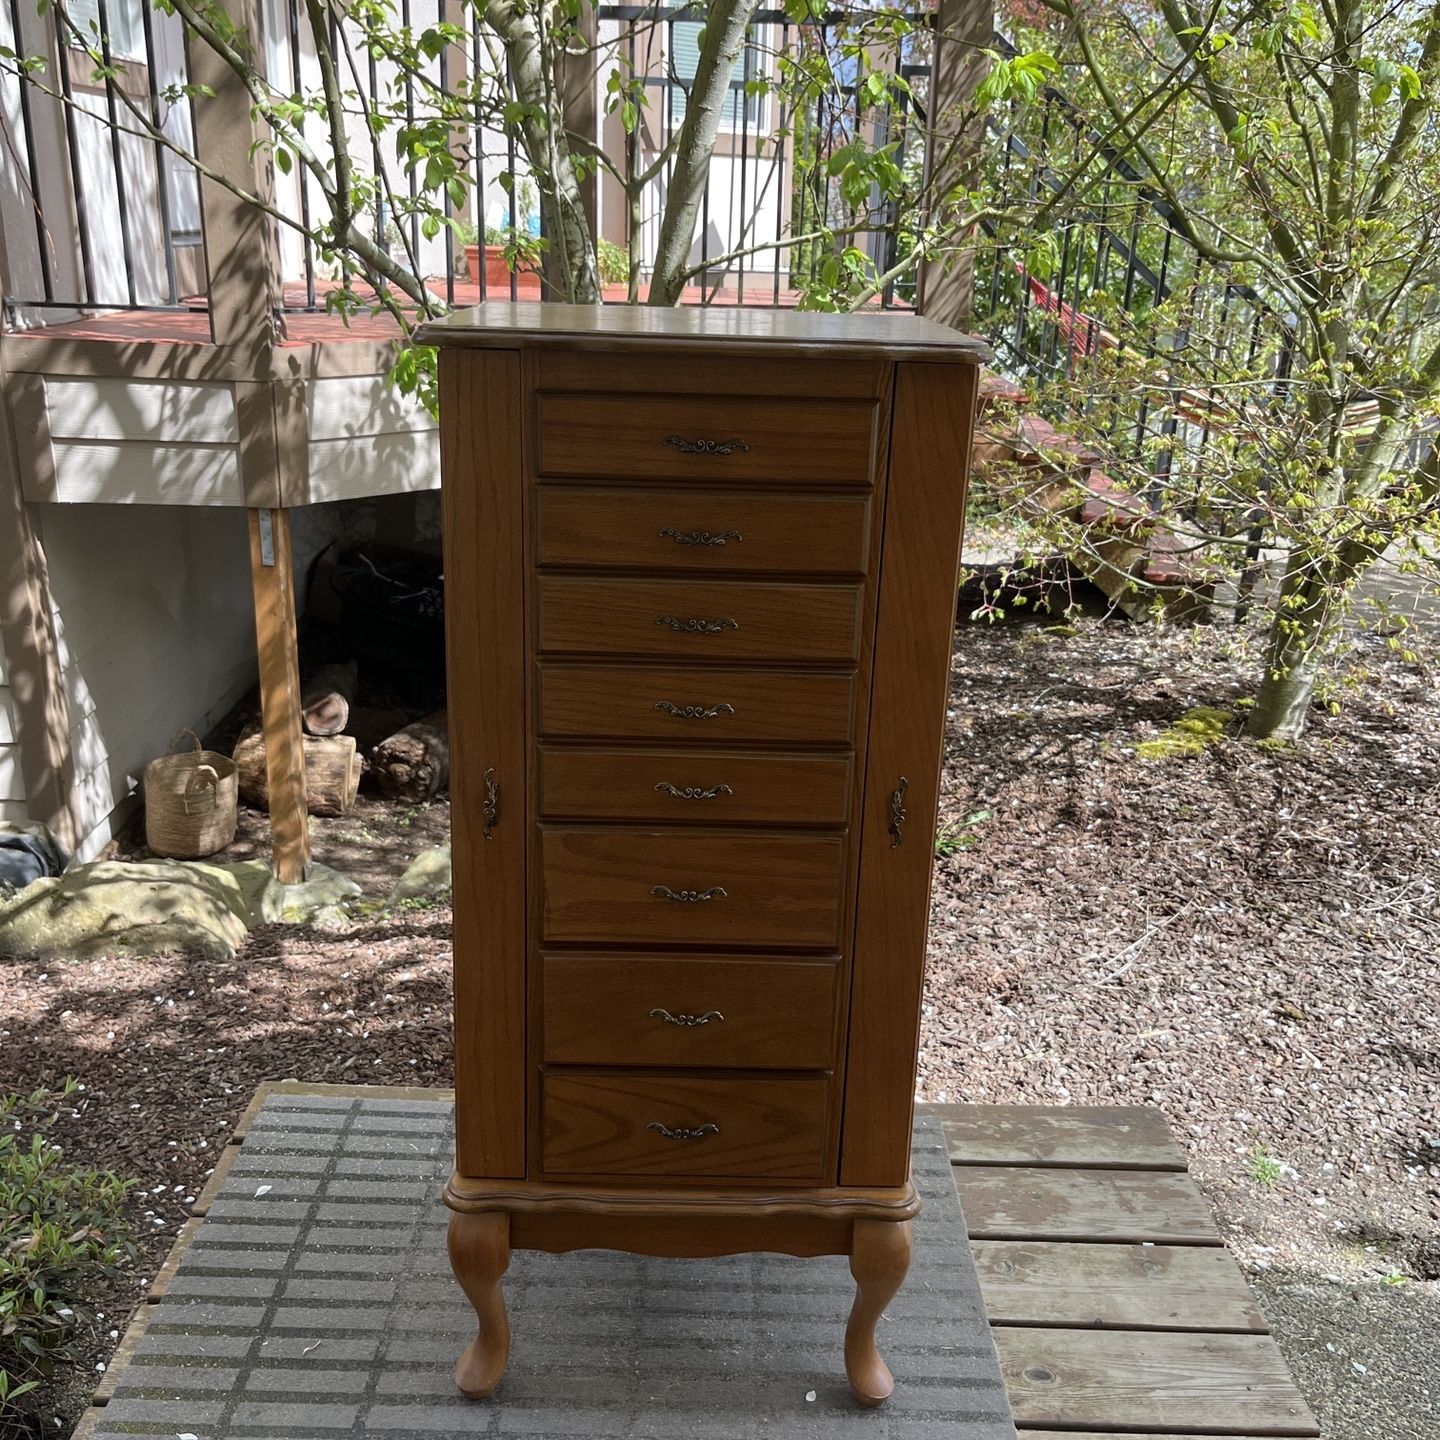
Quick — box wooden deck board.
[944,1104,1187,1171]
[994,1329,1320,1436]
[954,1163,1223,1245]
[922,1103,1318,1438]
[973,1240,1268,1334]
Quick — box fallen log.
[233,729,361,817]
[372,710,449,803]
[301,660,358,737]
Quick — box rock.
[0,860,252,959]
[0,856,366,960]
[389,845,451,905]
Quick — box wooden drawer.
[535,488,871,575]
[538,747,851,825]
[540,828,845,948]
[537,393,875,484]
[538,665,856,744]
[542,1071,829,1181]
[542,955,838,1069]
[537,577,862,662]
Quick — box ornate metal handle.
[655,782,733,801]
[658,527,742,547]
[657,615,739,634]
[654,701,735,720]
[650,885,727,903]
[649,1008,724,1027]
[662,435,749,457]
[889,776,909,848]
[482,768,499,841]
[647,1121,720,1141]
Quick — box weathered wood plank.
[995,1330,1319,1436]
[1018,1433,1294,1439]
[936,1103,1187,1171]
[973,1240,1267,1333]
[954,1166,1222,1245]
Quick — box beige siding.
[306,374,439,503]
[23,376,245,505]
[36,504,258,859]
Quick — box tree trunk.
[234,729,361,816]
[373,710,449,803]
[488,0,600,304]
[301,660,358,737]
[647,0,765,306]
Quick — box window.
[667,9,764,132]
[64,0,146,63]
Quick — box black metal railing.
[971,33,1297,576]
[0,1,930,323]
[1,0,203,319]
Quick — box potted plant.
[459,223,545,293]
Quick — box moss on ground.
[1136,705,1234,760]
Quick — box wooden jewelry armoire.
[418,302,985,1407]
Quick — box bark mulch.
[2,612,1436,1437]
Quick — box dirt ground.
[3,609,1437,1437]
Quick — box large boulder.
[0,859,252,959]
[0,857,365,960]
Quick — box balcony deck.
[73,1084,1318,1440]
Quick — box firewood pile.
[232,544,449,816]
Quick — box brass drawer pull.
[654,701,735,720]
[658,527,742,547]
[650,884,727,903]
[889,775,909,848]
[662,435,749,457]
[647,1121,720,1141]
[649,1008,724,1027]
[657,615,739,635]
[482,768,499,841]
[655,782,733,801]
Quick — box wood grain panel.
[440,347,527,1178]
[994,1330,1320,1435]
[938,1104,1188,1171]
[542,1071,829,1182]
[535,487,872,575]
[540,828,846,948]
[416,300,991,364]
[538,664,856,745]
[840,361,978,1188]
[953,1166,1223,1245]
[538,747,851,825]
[537,393,876,483]
[537,576,863,662]
[542,954,838,1068]
[972,1240,1268,1333]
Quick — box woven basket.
[144,729,239,859]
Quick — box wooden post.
[916,0,993,329]
[190,0,311,878]
[247,507,309,883]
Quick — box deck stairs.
[972,372,1214,621]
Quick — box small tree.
[970,0,1440,740]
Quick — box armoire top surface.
[415,301,993,363]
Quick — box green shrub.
[1,1083,134,1424]
[596,238,631,286]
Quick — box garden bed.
[2,609,1436,1438]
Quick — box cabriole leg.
[844,1217,912,1407]
[448,1210,511,1398]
